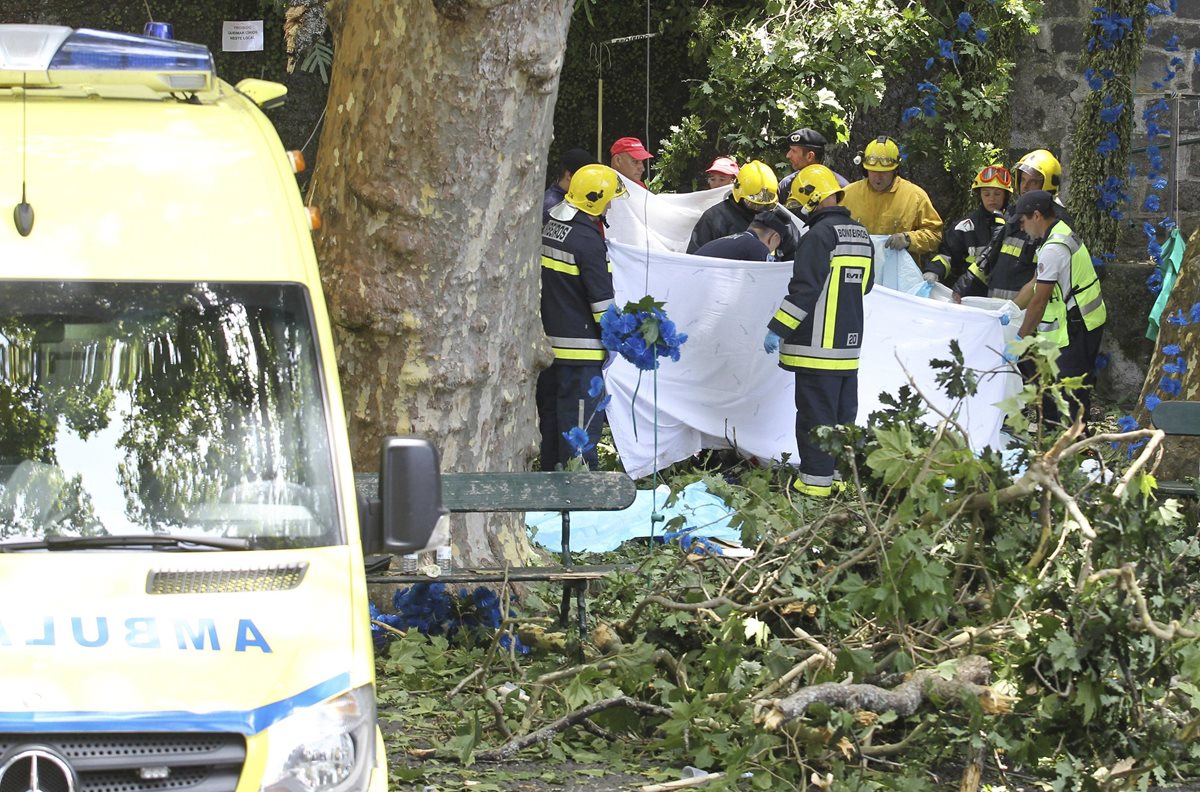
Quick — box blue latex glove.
[1002,334,1023,364]
[763,330,781,354]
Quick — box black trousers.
[794,372,857,483]
[1046,320,1104,429]
[536,362,603,471]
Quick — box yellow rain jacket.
[841,176,944,255]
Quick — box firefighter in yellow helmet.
[924,165,1012,285]
[764,164,875,498]
[537,164,628,470]
[951,148,1074,303]
[840,135,943,258]
[688,159,799,260]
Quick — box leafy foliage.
[376,342,1200,788]
[643,0,1039,220]
[1067,1,1151,259]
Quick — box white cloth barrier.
[604,240,1022,480]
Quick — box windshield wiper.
[0,534,252,552]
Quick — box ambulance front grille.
[146,563,308,594]
[0,733,245,791]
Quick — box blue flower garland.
[369,584,529,655]
[599,297,688,371]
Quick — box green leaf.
[1047,628,1082,673]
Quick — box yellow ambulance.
[0,24,443,790]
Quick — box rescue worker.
[763,164,875,497]
[543,147,597,225]
[693,211,789,261]
[778,127,848,203]
[609,137,653,188]
[687,160,799,260]
[840,135,943,259]
[704,156,739,189]
[1013,190,1106,429]
[923,165,1012,285]
[537,164,627,470]
[952,149,1072,302]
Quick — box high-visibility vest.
[1037,220,1106,348]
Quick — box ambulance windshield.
[0,281,340,549]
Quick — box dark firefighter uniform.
[953,203,1075,301]
[767,205,875,497]
[687,196,799,261]
[537,211,614,470]
[925,206,1007,285]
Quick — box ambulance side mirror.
[235,78,287,110]
[359,437,448,555]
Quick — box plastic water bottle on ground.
[436,545,453,575]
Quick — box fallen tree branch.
[1087,564,1198,641]
[475,695,672,761]
[756,655,1012,731]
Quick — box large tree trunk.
[312,0,572,566]
[1134,226,1200,482]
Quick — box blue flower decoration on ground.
[368,583,529,655]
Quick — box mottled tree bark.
[312,0,572,566]
[1135,226,1200,482]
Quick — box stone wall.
[1013,0,1200,238]
[1012,1,1200,405]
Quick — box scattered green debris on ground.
[374,341,1200,791]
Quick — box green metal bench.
[358,471,637,634]
[1150,400,1200,499]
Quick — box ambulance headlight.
[261,685,376,791]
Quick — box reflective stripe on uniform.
[590,298,614,316]
[548,333,606,361]
[779,353,860,371]
[773,301,807,330]
[541,255,579,276]
[780,342,860,360]
[990,287,1020,300]
[793,476,832,497]
[824,255,871,347]
[552,347,606,361]
[1076,290,1104,317]
[542,244,575,263]
[1045,232,1081,254]
[548,335,604,350]
[931,254,951,278]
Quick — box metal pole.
[1169,93,1181,220]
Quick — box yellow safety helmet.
[786,164,844,214]
[564,164,628,216]
[731,160,779,210]
[1015,149,1063,195]
[861,136,901,172]
[971,164,1014,193]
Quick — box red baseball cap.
[610,137,653,160]
[705,156,739,176]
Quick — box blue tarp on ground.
[527,480,741,554]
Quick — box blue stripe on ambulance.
[0,672,351,735]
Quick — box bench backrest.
[354,471,636,514]
[1151,400,1200,437]
[442,472,635,513]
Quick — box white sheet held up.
[603,240,1020,480]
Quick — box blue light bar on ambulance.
[0,25,215,93]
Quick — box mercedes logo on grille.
[0,747,76,792]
